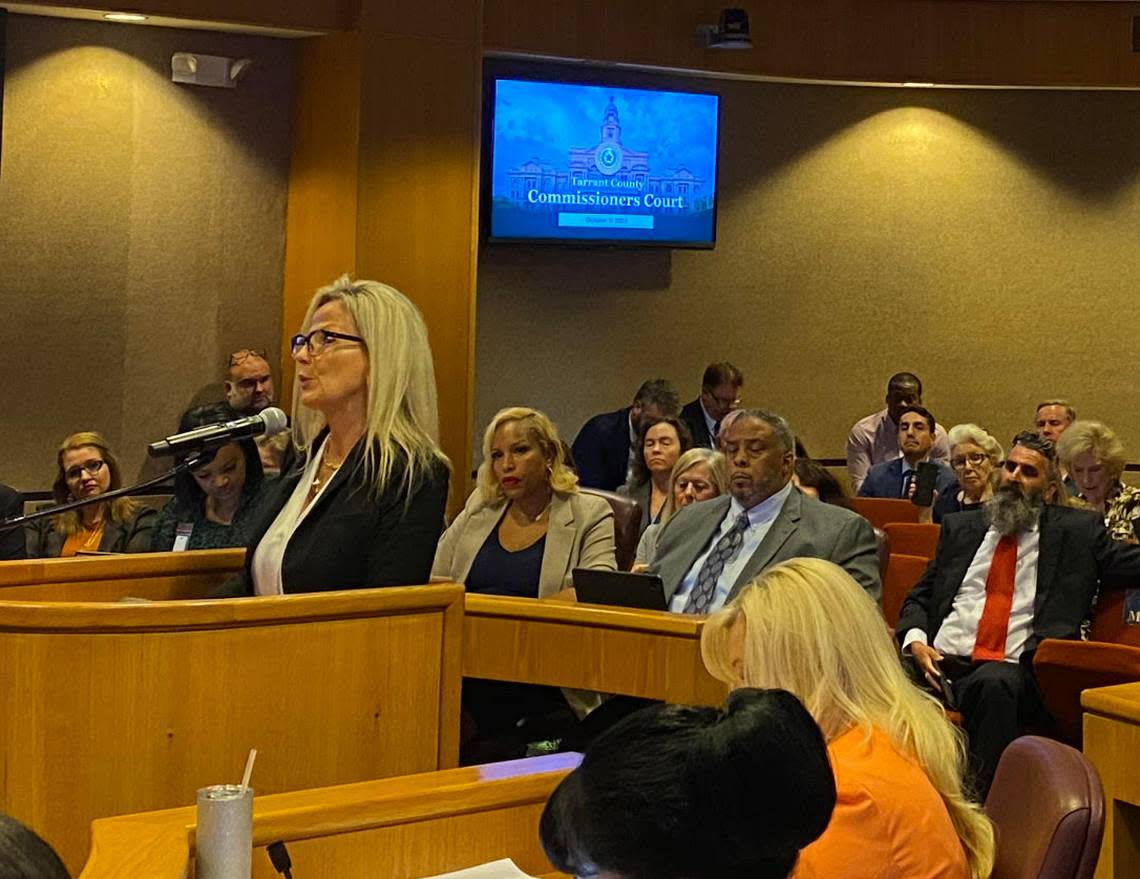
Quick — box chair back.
[580,488,641,571]
[1089,588,1140,647]
[849,497,921,529]
[881,553,928,628]
[873,527,890,582]
[985,736,1104,879]
[1033,639,1140,747]
[882,522,940,559]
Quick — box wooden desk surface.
[1080,680,1140,724]
[462,593,727,706]
[81,753,582,879]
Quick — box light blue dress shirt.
[669,480,796,614]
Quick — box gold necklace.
[309,457,343,496]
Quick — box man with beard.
[897,431,1140,794]
[650,408,881,612]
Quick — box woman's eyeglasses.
[290,329,365,357]
[65,460,106,480]
[950,452,989,469]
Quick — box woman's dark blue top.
[466,518,546,598]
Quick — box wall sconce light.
[697,8,753,50]
[171,52,253,89]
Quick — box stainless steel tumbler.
[196,784,253,879]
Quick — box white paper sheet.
[419,858,539,879]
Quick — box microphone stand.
[0,452,210,533]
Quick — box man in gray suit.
[650,409,881,613]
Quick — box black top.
[239,433,449,594]
[570,407,632,491]
[930,482,982,524]
[465,518,546,598]
[680,398,714,449]
[0,484,25,561]
[150,478,277,552]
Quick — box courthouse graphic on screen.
[505,97,711,215]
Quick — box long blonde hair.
[476,407,577,504]
[291,275,450,498]
[701,558,995,879]
[51,431,139,535]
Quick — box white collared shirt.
[251,443,334,596]
[904,523,1041,662]
[670,480,796,614]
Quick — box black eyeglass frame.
[289,329,366,357]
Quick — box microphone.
[147,407,289,457]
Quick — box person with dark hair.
[793,458,852,510]
[540,688,836,879]
[0,813,70,878]
[150,403,276,552]
[619,415,693,534]
[0,483,25,560]
[899,430,1140,794]
[650,409,881,612]
[858,405,956,500]
[570,379,680,491]
[846,372,949,494]
[680,361,743,449]
[26,432,155,557]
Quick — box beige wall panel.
[1,16,295,489]
[475,81,1140,466]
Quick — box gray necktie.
[902,469,916,499]
[684,511,750,614]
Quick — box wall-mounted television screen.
[485,74,720,248]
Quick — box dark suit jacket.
[26,506,156,557]
[0,485,26,561]
[240,435,449,594]
[571,407,632,491]
[680,398,714,449]
[896,506,1140,655]
[857,457,956,499]
[650,488,882,603]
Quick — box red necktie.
[972,534,1019,662]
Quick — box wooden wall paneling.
[81,754,580,878]
[462,594,728,705]
[280,31,363,398]
[354,0,482,513]
[18,0,357,33]
[1083,683,1140,879]
[482,0,1140,88]
[0,584,464,874]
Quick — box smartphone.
[911,461,939,507]
[937,674,958,710]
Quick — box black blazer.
[896,505,1140,655]
[26,506,156,558]
[240,435,449,594]
[570,407,632,491]
[0,485,25,561]
[679,398,714,449]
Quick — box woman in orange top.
[702,557,994,879]
[26,431,155,557]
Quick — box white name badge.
[172,522,194,552]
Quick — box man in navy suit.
[571,379,679,490]
[858,405,955,500]
[679,362,744,449]
[898,431,1140,793]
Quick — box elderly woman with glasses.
[238,275,450,595]
[922,423,1004,524]
[1057,420,1140,543]
[26,431,156,557]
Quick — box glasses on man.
[290,329,366,357]
[65,460,106,480]
[950,452,990,469]
[228,348,267,367]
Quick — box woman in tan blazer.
[433,406,616,763]
[432,407,616,597]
